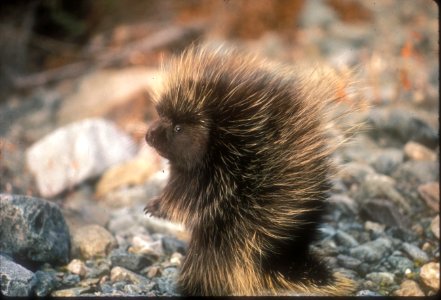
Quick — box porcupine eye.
[168,121,209,170]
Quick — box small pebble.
[129,235,164,258]
[62,274,81,286]
[393,279,424,296]
[337,254,362,269]
[110,266,149,285]
[364,221,385,233]
[71,224,117,259]
[366,272,395,286]
[401,243,429,264]
[404,141,437,161]
[51,287,91,297]
[418,182,439,212]
[419,262,440,291]
[350,237,392,262]
[430,215,440,239]
[67,259,88,277]
[335,230,359,247]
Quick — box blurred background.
[0,0,439,297]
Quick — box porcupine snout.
[145,121,161,147]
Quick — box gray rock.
[62,274,81,286]
[355,174,411,212]
[335,230,359,248]
[0,254,36,296]
[100,282,113,294]
[85,258,111,279]
[401,243,429,264]
[124,283,143,295]
[155,267,179,296]
[34,270,59,297]
[393,160,439,187]
[328,194,358,217]
[350,238,392,262]
[370,148,404,175]
[366,272,395,286]
[359,199,410,228]
[161,236,188,255]
[336,254,362,269]
[112,281,128,290]
[26,118,136,197]
[110,248,154,272]
[367,108,438,149]
[392,161,439,205]
[387,254,414,274]
[0,194,70,264]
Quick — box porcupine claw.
[144,196,162,218]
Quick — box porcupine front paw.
[144,196,164,218]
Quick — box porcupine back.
[153,45,356,296]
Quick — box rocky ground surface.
[0,0,439,297]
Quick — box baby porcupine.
[144,45,356,296]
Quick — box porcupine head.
[144,44,357,296]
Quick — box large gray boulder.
[0,194,70,265]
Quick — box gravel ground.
[0,0,438,297]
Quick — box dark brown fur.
[144,45,356,296]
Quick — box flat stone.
[26,118,136,197]
[419,262,440,290]
[71,224,117,259]
[404,141,437,161]
[401,243,429,264]
[0,194,70,265]
[0,254,36,296]
[393,280,424,296]
[350,238,392,263]
[418,182,439,212]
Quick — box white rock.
[26,118,136,197]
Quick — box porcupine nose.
[145,122,159,146]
